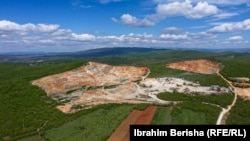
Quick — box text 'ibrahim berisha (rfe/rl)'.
[130,125,250,141]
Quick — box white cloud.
[208,19,250,33]
[113,0,219,27]
[157,1,219,19]
[228,36,244,41]
[0,20,59,33]
[112,14,155,27]
[72,0,92,9]
[71,33,96,41]
[154,0,250,5]
[51,29,72,36]
[38,39,55,44]
[97,33,154,44]
[159,30,217,42]
[191,2,219,18]
[198,0,249,5]
[119,14,138,25]
[162,27,185,34]
[212,12,239,21]
[160,34,187,40]
[0,20,249,53]
[187,32,217,41]
[0,34,8,38]
[100,0,124,4]
[34,24,60,33]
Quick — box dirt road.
[165,59,249,125]
[216,71,237,125]
[107,106,157,141]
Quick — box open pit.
[166,59,250,100]
[166,59,223,74]
[32,61,232,113]
[32,61,150,95]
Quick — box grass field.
[16,135,46,141]
[171,109,206,124]
[157,92,234,108]
[226,97,250,124]
[44,104,135,141]
[151,102,220,125]
[151,106,172,124]
[174,102,221,124]
[147,63,228,87]
[155,90,231,125]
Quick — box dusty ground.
[166,59,223,74]
[107,106,157,141]
[167,59,250,99]
[235,88,250,100]
[32,62,150,95]
[32,61,231,113]
[134,106,157,124]
[107,110,142,141]
[52,77,230,113]
[166,59,250,125]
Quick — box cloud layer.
[0,20,59,33]
[208,19,250,33]
[113,0,220,27]
[154,0,250,5]
[0,18,249,52]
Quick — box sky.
[0,0,250,53]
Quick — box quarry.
[32,60,233,113]
[166,59,223,74]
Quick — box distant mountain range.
[0,47,165,62]
[1,47,164,55]
[174,47,250,53]
[1,47,250,55]
[0,47,249,62]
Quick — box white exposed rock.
[32,62,231,113]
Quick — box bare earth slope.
[166,59,250,99]
[32,61,232,113]
[166,59,223,74]
[107,106,157,141]
[32,62,149,95]
[32,62,151,113]
[166,59,250,125]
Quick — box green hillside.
[0,49,250,140]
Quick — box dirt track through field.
[107,110,142,141]
[107,106,157,141]
[166,59,249,125]
[134,106,157,124]
[216,71,237,125]
[216,70,250,124]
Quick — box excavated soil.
[166,59,250,125]
[32,61,232,113]
[32,62,149,95]
[134,105,157,124]
[166,59,223,74]
[235,88,250,100]
[107,106,157,141]
[107,110,143,141]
